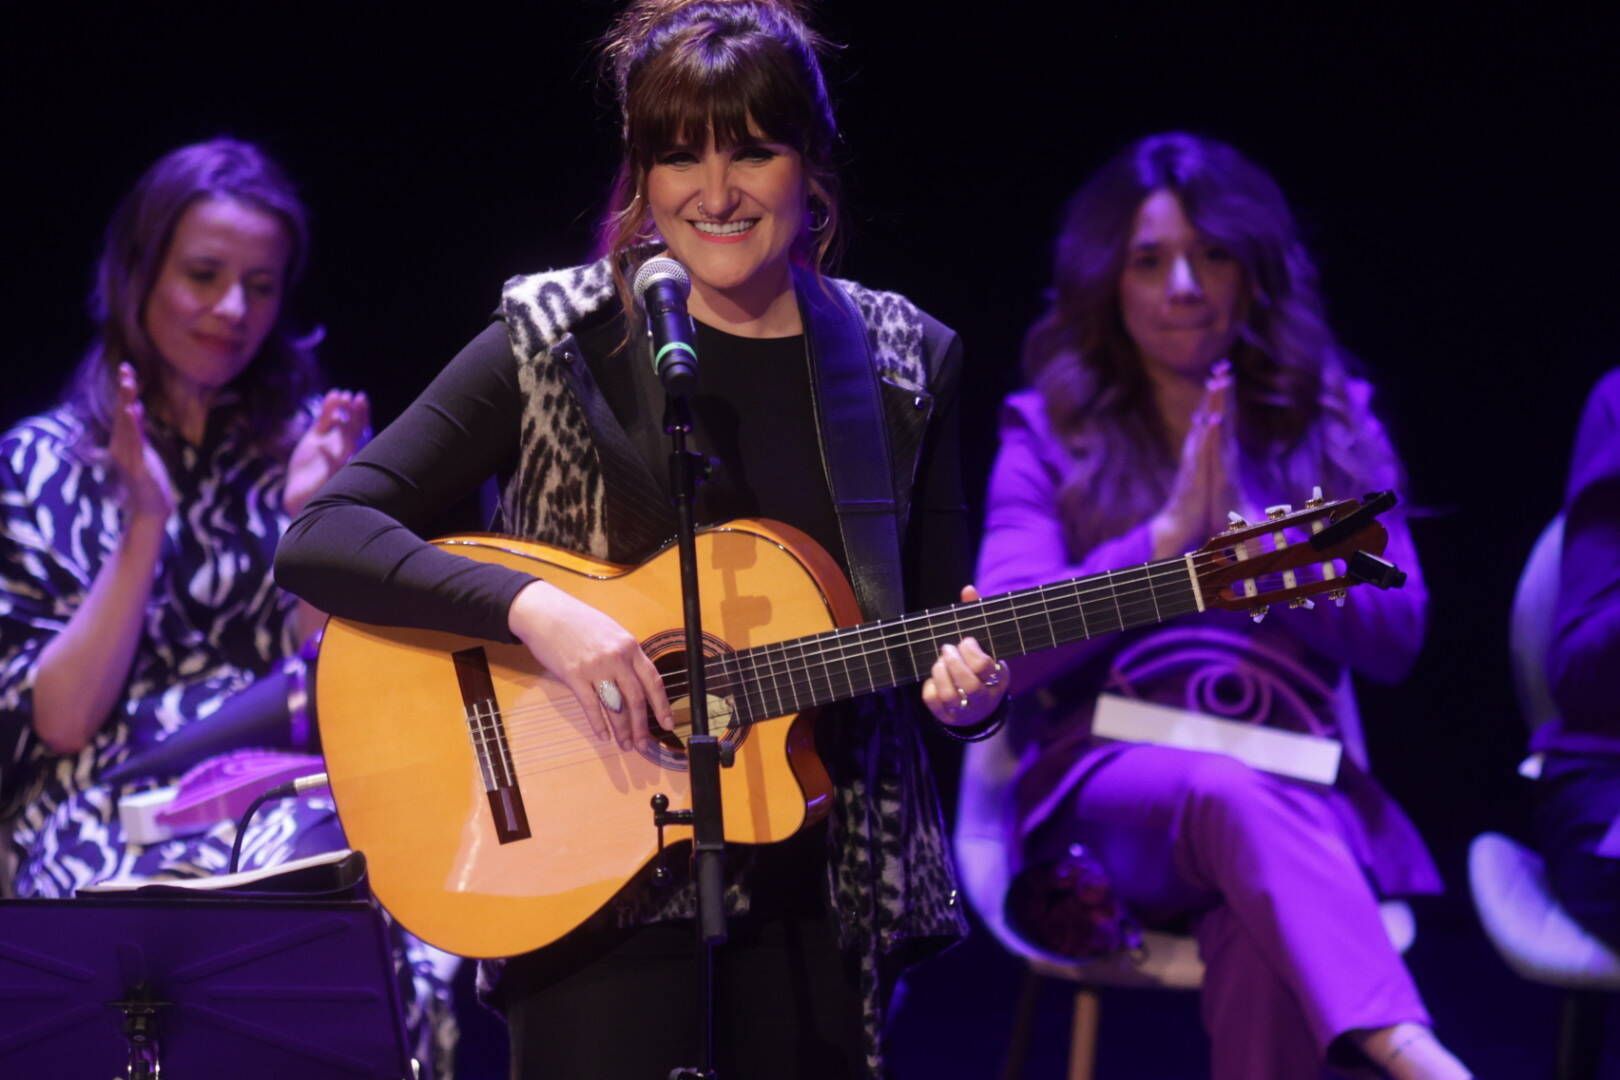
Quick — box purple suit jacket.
[976,390,1442,897]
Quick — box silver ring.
[596,679,624,714]
[983,661,1005,688]
[956,687,971,711]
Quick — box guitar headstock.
[1192,489,1406,621]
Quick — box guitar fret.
[842,625,868,702]
[866,621,896,695]
[854,624,877,697]
[753,644,784,719]
[812,635,834,707]
[1037,589,1060,650]
[904,618,927,683]
[1005,595,1027,656]
[779,641,806,715]
[1071,579,1091,640]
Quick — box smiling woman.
[0,139,455,1076]
[272,2,1001,1076]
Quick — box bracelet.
[936,689,1011,743]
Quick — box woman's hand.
[921,585,1010,727]
[108,363,176,525]
[507,580,676,753]
[1149,361,1241,558]
[285,389,370,517]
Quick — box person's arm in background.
[27,366,172,754]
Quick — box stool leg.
[1067,987,1100,1080]
[1556,990,1605,1080]
[998,969,1042,1080]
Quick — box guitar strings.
[492,565,1208,748]
[497,593,1222,774]
[446,527,1343,769]
[496,546,1261,723]
[497,592,1215,779]
[492,562,1324,764]
[494,553,1327,741]
[462,520,1357,774]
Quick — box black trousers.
[1534,753,1620,953]
[501,834,866,1079]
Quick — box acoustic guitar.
[315,491,1404,957]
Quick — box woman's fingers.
[633,648,675,733]
[312,389,345,433]
[614,671,649,751]
[922,637,1007,725]
[346,392,372,446]
[925,653,960,718]
[943,642,987,695]
[568,676,613,744]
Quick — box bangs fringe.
[626,34,815,164]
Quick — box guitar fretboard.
[703,556,1204,722]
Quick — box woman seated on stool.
[975,132,1469,1079]
[0,138,453,1076]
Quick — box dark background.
[5,3,1618,1076]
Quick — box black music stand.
[0,851,415,1079]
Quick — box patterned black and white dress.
[0,401,455,1074]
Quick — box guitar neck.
[708,555,1203,720]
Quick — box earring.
[808,200,831,234]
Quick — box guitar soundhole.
[642,629,747,771]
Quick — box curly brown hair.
[1023,132,1403,554]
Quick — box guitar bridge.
[454,648,531,844]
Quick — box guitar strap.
[798,270,907,622]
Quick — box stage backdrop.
[5,6,1617,1071]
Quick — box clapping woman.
[976,133,1470,1079]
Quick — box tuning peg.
[1289,597,1316,610]
[1305,485,1325,508]
[1329,588,1348,608]
[1226,510,1250,531]
[1265,504,1293,520]
[1249,605,1269,623]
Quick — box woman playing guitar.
[275,2,1004,1075]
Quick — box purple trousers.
[1040,744,1429,1079]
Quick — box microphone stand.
[662,389,731,1080]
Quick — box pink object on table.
[124,751,326,842]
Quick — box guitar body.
[315,520,854,958]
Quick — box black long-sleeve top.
[276,311,970,644]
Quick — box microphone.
[632,256,699,396]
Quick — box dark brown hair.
[67,138,321,456]
[1024,132,1402,553]
[597,1,843,316]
